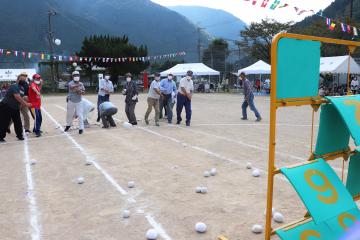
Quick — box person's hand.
[26,102,32,108]
[132,95,138,101]
[122,89,127,95]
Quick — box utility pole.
[47,10,57,91]
[197,27,205,63]
[350,0,353,19]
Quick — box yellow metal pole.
[346,52,352,95]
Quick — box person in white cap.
[64,71,85,134]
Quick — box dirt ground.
[0,93,353,240]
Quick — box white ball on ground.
[246,162,252,169]
[210,168,217,176]
[200,187,208,194]
[273,212,284,223]
[195,187,202,193]
[252,169,260,177]
[203,171,210,177]
[123,122,133,129]
[77,177,84,184]
[128,181,135,188]
[195,222,207,233]
[146,229,158,239]
[252,224,263,234]
[122,210,130,219]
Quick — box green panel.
[346,151,360,197]
[276,38,321,100]
[281,159,357,224]
[325,208,360,239]
[326,95,360,146]
[276,220,334,240]
[315,104,350,156]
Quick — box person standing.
[350,77,359,95]
[160,73,177,123]
[239,72,262,122]
[19,73,31,134]
[28,74,43,137]
[176,70,194,126]
[64,71,85,134]
[99,101,118,129]
[96,71,114,122]
[123,73,138,125]
[0,76,32,141]
[145,73,162,126]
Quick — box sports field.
[0,93,352,240]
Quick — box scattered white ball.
[246,162,252,169]
[30,159,37,165]
[273,212,284,223]
[264,207,276,216]
[203,171,210,177]
[200,187,208,194]
[146,229,158,240]
[210,168,217,176]
[85,160,92,166]
[123,122,133,129]
[252,169,260,177]
[122,210,130,219]
[128,181,135,188]
[195,222,207,233]
[77,177,84,184]
[195,187,202,193]
[252,224,263,234]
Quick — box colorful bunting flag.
[329,23,336,31]
[354,27,358,36]
[341,23,346,32]
[326,18,331,26]
[261,0,270,8]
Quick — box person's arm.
[31,84,41,96]
[154,87,161,96]
[14,93,32,108]
[244,81,250,101]
[99,79,105,91]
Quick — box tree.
[202,38,229,73]
[77,35,150,83]
[240,19,293,63]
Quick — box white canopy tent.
[0,69,37,82]
[238,60,271,75]
[160,63,220,76]
[320,56,360,74]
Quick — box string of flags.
[0,48,187,63]
[243,0,359,38]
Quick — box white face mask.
[126,77,131,82]
[105,76,110,80]
[187,76,192,80]
[34,80,41,85]
[168,76,173,80]
[73,76,80,82]
[155,77,160,81]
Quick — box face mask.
[34,80,41,85]
[187,76,192,80]
[168,76,173,80]
[73,76,80,82]
[155,77,160,81]
[105,76,110,80]
[126,77,131,82]
[18,80,26,86]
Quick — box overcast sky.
[151,0,335,24]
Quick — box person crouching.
[99,101,118,128]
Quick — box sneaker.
[36,133,41,137]
[17,136,25,141]
[241,117,248,120]
[110,124,117,127]
[79,130,83,134]
[102,126,109,129]
[131,122,138,126]
[186,122,190,127]
[255,117,262,122]
[145,120,149,125]
[155,122,160,127]
[176,121,181,125]
[64,126,71,132]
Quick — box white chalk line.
[23,136,41,240]
[44,107,172,239]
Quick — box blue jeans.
[176,94,192,124]
[97,95,110,119]
[242,94,261,119]
[160,94,174,123]
[32,108,42,134]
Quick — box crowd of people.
[0,69,264,142]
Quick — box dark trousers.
[176,94,192,124]
[97,95,110,119]
[160,94,173,123]
[32,108,42,134]
[101,115,116,128]
[125,102,137,124]
[0,104,23,139]
[159,95,168,118]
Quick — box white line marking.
[44,107,171,238]
[54,104,66,111]
[24,136,41,240]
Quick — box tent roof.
[160,63,220,76]
[320,56,360,74]
[238,60,271,75]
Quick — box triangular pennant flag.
[353,27,358,36]
[278,3,288,8]
[347,25,352,33]
[252,0,257,5]
[28,52,32,58]
[0,49,3,55]
[69,56,73,61]
[329,22,336,31]
[341,23,346,32]
[59,56,63,61]
[270,0,281,10]
[79,57,83,61]
[6,50,12,56]
[41,54,45,60]
[326,18,331,26]
[261,0,270,7]
[14,51,18,57]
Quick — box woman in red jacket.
[28,74,43,137]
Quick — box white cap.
[72,71,80,76]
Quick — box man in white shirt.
[97,72,114,122]
[350,77,359,94]
[145,73,162,126]
[176,70,194,126]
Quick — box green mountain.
[168,6,247,41]
[0,0,203,62]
